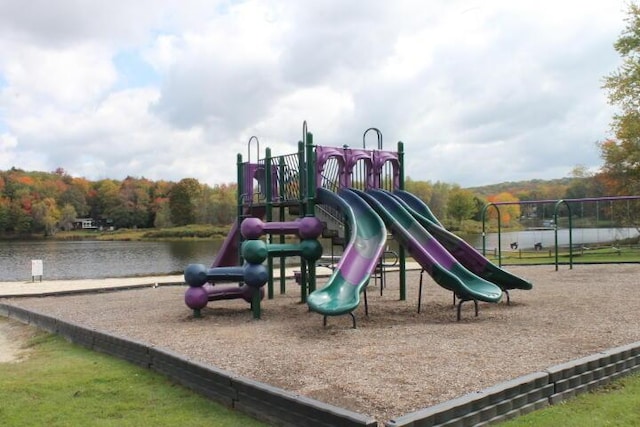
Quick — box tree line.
[0,168,236,236]
[0,164,600,238]
[0,163,633,238]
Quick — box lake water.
[466,227,640,251]
[1,227,636,282]
[0,240,222,282]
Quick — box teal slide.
[392,189,532,298]
[355,189,502,318]
[307,188,387,327]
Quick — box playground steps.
[320,227,346,247]
[315,204,347,247]
[287,204,301,216]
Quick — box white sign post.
[31,259,43,282]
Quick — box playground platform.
[0,262,422,298]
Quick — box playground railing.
[275,152,302,203]
[315,175,346,240]
[248,152,302,205]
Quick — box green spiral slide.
[307,188,387,327]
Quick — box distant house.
[73,218,97,230]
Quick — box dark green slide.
[393,189,532,297]
[355,189,502,319]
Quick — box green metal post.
[567,202,573,270]
[305,132,317,294]
[265,148,273,208]
[496,209,502,267]
[481,204,489,256]
[553,207,559,272]
[279,205,286,294]
[265,148,274,300]
[251,287,261,320]
[300,258,308,303]
[278,157,286,294]
[397,141,405,190]
[305,132,316,216]
[298,140,305,215]
[554,200,573,271]
[397,141,406,300]
[481,203,501,266]
[496,206,502,267]
[236,154,244,265]
[568,204,573,270]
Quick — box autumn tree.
[149,180,174,227]
[447,187,477,225]
[0,197,9,232]
[601,3,640,194]
[209,183,237,225]
[3,170,34,234]
[59,204,78,231]
[31,197,60,236]
[153,198,173,228]
[486,192,521,226]
[89,179,120,221]
[404,177,433,203]
[169,178,202,226]
[428,181,453,220]
[115,177,153,228]
[58,177,90,217]
[8,197,32,234]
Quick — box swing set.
[481,195,640,270]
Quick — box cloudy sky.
[0,0,630,187]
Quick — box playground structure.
[183,123,532,325]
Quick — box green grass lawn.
[0,322,267,427]
[498,372,640,426]
[489,246,640,265]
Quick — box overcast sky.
[0,0,629,188]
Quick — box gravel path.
[3,264,640,423]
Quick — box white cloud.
[0,0,629,188]
[1,42,116,109]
